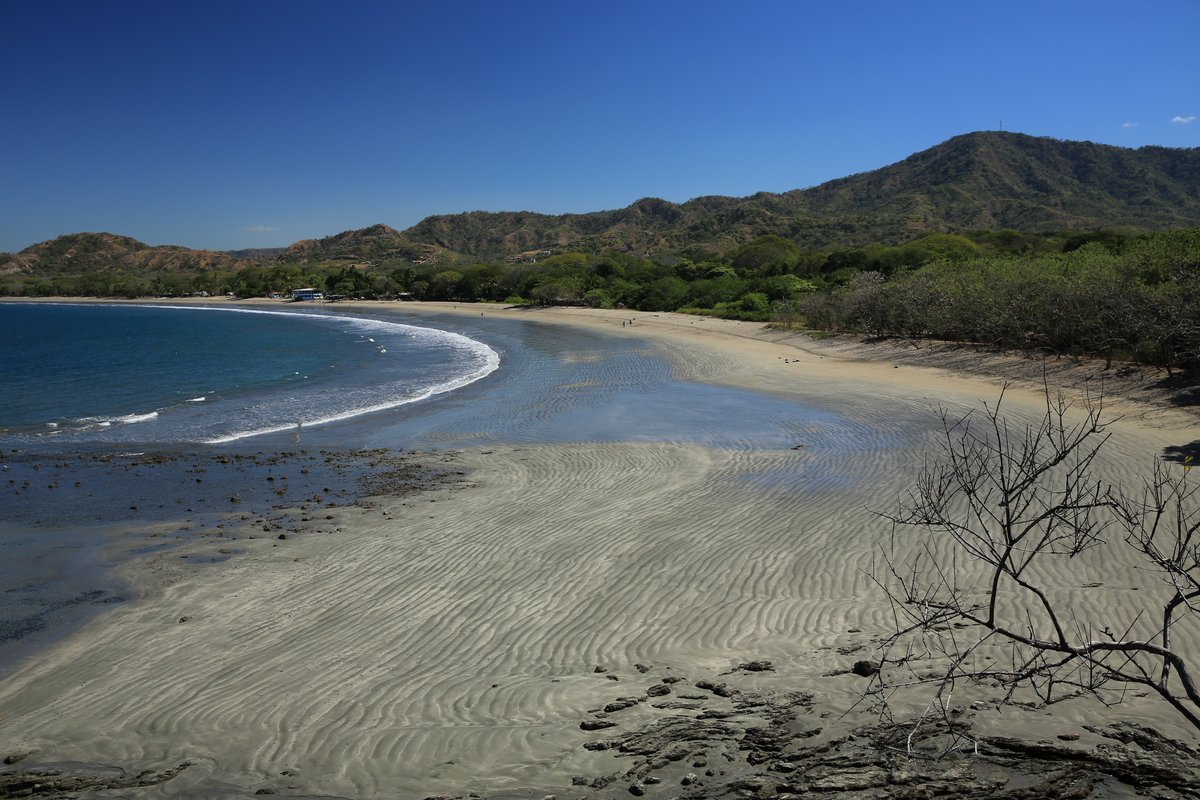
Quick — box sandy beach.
[2,299,1198,798]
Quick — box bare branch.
[871,385,1200,738]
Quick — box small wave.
[72,411,158,429]
[117,411,159,424]
[68,303,501,446]
[203,341,500,445]
[187,397,207,403]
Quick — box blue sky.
[2,0,1197,253]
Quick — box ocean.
[0,302,500,667]
[0,301,881,672]
[0,302,500,448]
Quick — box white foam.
[188,397,207,403]
[202,353,496,444]
[108,305,502,445]
[117,411,159,425]
[66,303,501,445]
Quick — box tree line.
[793,228,1200,372]
[4,225,1200,371]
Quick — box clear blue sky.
[2,0,1197,253]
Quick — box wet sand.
[1,299,1197,798]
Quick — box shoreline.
[8,295,1195,435]
[2,299,1198,797]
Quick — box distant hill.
[7,131,1200,274]
[0,232,241,277]
[277,224,435,264]
[222,246,287,260]
[388,132,1200,259]
[794,132,1200,237]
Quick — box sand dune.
[1,301,1196,797]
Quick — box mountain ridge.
[5,131,1200,275]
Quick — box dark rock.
[581,719,618,731]
[635,663,651,673]
[652,701,703,711]
[628,782,645,796]
[697,709,736,720]
[851,659,881,677]
[3,752,31,765]
[646,683,671,697]
[662,744,692,762]
[604,697,641,713]
[695,680,734,697]
[0,762,192,795]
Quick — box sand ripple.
[0,309,1189,797]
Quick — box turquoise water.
[0,303,499,447]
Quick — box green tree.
[636,276,689,311]
[731,235,801,276]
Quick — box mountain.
[7,131,1200,274]
[222,246,288,260]
[388,131,1200,259]
[794,132,1200,237]
[0,232,240,277]
[277,224,430,264]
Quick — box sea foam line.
[114,304,500,444]
[35,303,501,444]
[201,354,499,444]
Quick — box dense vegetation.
[0,227,1065,313]
[3,131,1200,372]
[5,225,1200,373]
[796,228,1200,372]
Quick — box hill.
[0,232,241,277]
[6,131,1200,274]
[794,132,1200,237]
[387,131,1200,259]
